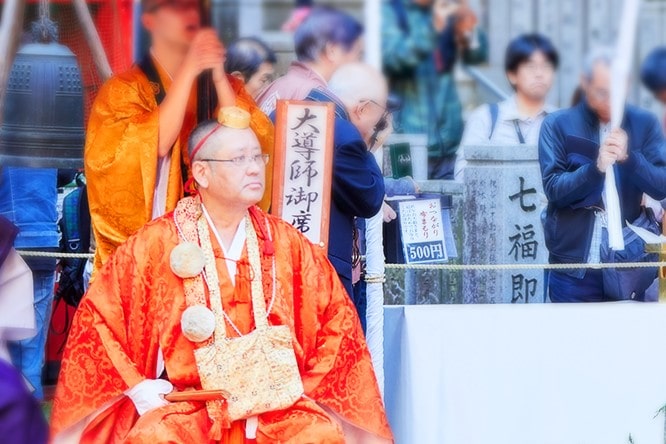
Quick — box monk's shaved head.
[328,62,388,109]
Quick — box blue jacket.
[272,89,385,295]
[539,100,666,265]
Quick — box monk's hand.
[126,379,173,416]
[184,28,225,80]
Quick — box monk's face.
[142,0,201,51]
[194,129,266,209]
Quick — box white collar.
[201,205,247,286]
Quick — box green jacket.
[382,0,487,158]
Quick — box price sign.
[398,198,448,264]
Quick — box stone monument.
[462,145,548,303]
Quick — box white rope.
[385,261,666,271]
[15,250,666,271]
[17,250,93,259]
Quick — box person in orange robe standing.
[85,0,274,274]
[51,112,393,443]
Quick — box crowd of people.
[1,0,666,442]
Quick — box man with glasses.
[51,109,392,443]
[456,33,558,178]
[539,48,666,302]
[84,0,274,275]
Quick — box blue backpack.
[56,183,90,307]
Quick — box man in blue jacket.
[539,48,666,302]
[303,63,386,311]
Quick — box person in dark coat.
[539,49,666,302]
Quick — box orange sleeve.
[50,220,171,438]
[85,69,163,270]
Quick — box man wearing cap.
[51,108,392,443]
[85,0,274,274]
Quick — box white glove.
[126,379,173,416]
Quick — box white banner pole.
[606,0,641,250]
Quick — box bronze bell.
[0,19,84,169]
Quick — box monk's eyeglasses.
[200,153,269,167]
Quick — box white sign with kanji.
[399,198,448,264]
[272,100,335,249]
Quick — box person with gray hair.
[256,6,364,115]
[538,47,666,303]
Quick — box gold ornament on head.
[217,106,251,129]
[170,242,206,279]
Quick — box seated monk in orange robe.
[85,0,274,273]
[51,112,393,443]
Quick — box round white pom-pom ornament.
[170,242,205,278]
[181,305,216,343]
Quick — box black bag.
[56,184,90,307]
[600,207,661,301]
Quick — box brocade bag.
[195,214,303,421]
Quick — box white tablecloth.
[384,303,666,444]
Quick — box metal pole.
[72,0,113,80]
[0,0,27,123]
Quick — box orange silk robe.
[85,63,274,272]
[50,202,392,443]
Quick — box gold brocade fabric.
[84,65,188,272]
[194,325,303,420]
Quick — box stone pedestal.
[462,145,548,303]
